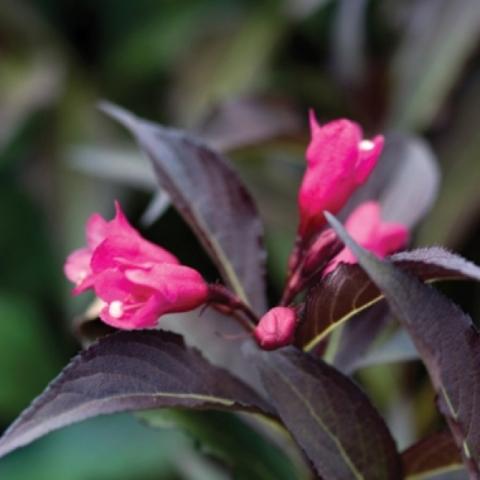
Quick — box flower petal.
[64,248,94,294]
[90,235,178,273]
[355,135,384,184]
[125,264,208,312]
[298,116,383,238]
[85,214,109,249]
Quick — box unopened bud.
[254,307,297,350]
[303,228,342,275]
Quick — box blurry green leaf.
[172,5,287,125]
[387,0,480,130]
[0,414,187,480]
[0,185,59,299]
[141,410,303,480]
[0,54,63,158]
[0,293,59,417]
[105,0,216,83]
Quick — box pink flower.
[64,202,208,329]
[64,201,178,294]
[93,264,208,329]
[298,112,384,239]
[325,201,409,274]
[254,307,297,350]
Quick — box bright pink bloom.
[93,264,208,329]
[64,201,178,294]
[325,201,409,274]
[64,202,208,329]
[298,112,384,239]
[254,307,297,350]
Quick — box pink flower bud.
[64,202,208,329]
[254,307,297,350]
[325,201,409,274]
[298,112,384,240]
[302,228,341,275]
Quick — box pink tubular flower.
[254,307,297,350]
[93,264,208,329]
[325,201,409,274]
[64,201,178,294]
[298,112,384,239]
[64,202,208,329]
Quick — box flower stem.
[207,284,258,332]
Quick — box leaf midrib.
[271,365,365,480]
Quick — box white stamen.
[359,139,375,151]
[109,301,124,319]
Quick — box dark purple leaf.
[402,431,465,479]
[258,347,402,480]
[326,212,480,477]
[0,331,272,459]
[332,302,390,373]
[100,102,267,314]
[298,247,480,351]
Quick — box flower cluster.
[254,116,407,349]
[65,113,408,348]
[64,202,208,329]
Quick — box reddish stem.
[207,284,258,332]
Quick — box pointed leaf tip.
[98,101,137,131]
[0,331,272,459]
[99,104,268,313]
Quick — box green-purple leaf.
[298,247,480,351]
[326,212,480,477]
[100,103,267,313]
[0,331,272,459]
[402,431,465,479]
[258,347,402,480]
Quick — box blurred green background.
[1,0,480,478]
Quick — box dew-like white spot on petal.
[359,139,375,151]
[109,300,124,318]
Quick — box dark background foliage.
[1,0,480,478]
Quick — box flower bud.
[302,228,342,276]
[298,112,384,240]
[254,307,297,350]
